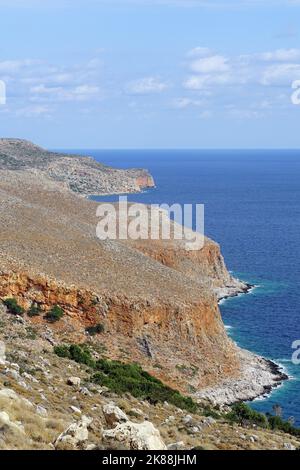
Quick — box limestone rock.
[103,420,167,450]
[36,405,48,417]
[54,416,93,449]
[284,442,296,450]
[67,377,81,387]
[167,441,185,450]
[0,341,6,365]
[0,411,25,434]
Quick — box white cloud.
[261,63,300,86]
[190,55,230,74]
[16,105,52,118]
[242,48,300,63]
[183,73,236,90]
[0,59,39,73]
[187,47,212,58]
[30,83,101,102]
[172,97,206,108]
[260,48,300,62]
[125,77,169,95]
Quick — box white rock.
[6,369,20,381]
[0,388,33,408]
[79,387,92,397]
[67,377,81,387]
[23,372,39,383]
[167,441,185,450]
[103,420,167,450]
[164,415,175,425]
[0,341,6,365]
[54,416,92,449]
[130,408,145,418]
[36,405,48,417]
[70,406,82,415]
[103,402,128,427]
[86,444,97,451]
[182,414,193,425]
[284,442,296,450]
[0,411,25,434]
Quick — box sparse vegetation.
[267,414,300,437]
[54,343,198,412]
[27,303,42,317]
[54,343,96,368]
[2,298,24,316]
[227,402,269,428]
[45,305,64,323]
[227,402,300,437]
[92,358,199,412]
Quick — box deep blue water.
[64,149,300,424]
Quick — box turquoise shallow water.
[62,149,300,425]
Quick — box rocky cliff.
[0,138,155,195]
[0,166,285,402]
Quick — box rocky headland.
[0,138,155,195]
[0,139,293,450]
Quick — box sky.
[0,0,300,149]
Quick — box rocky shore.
[195,345,288,406]
[216,280,254,303]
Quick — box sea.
[63,149,300,425]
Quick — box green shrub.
[86,323,105,336]
[3,298,24,315]
[268,415,300,437]
[227,402,269,428]
[69,344,96,368]
[53,344,71,359]
[45,305,64,323]
[27,302,42,317]
[92,358,198,412]
[53,343,198,412]
[54,344,96,368]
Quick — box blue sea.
[65,149,300,424]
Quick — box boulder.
[167,441,185,450]
[102,402,128,427]
[36,405,48,417]
[103,420,167,450]
[54,416,92,449]
[0,411,25,434]
[284,442,296,451]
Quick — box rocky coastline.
[195,348,288,406]
[204,283,289,407]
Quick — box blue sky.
[0,0,300,148]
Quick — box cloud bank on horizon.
[0,0,299,148]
